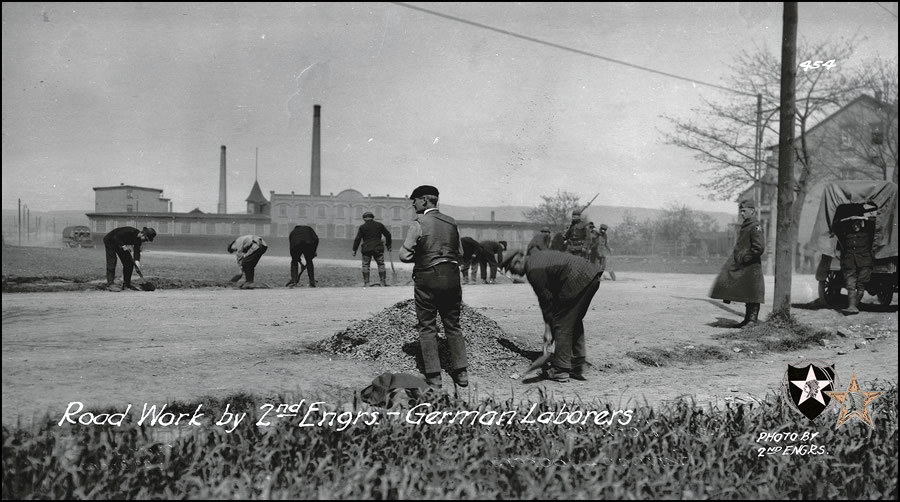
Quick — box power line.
[391,2,755,97]
[873,2,898,18]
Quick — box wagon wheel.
[877,284,895,306]
[817,271,844,308]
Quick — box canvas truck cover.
[808,181,898,259]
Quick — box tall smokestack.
[218,145,227,214]
[311,105,321,196]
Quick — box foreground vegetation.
[3,386,897,499]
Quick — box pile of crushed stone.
[313,299,541,375]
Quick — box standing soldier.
[836,214,874,315]
[709,199,765,327]
[564,209,593,259]
[595,223,615,281]
[287,224,319,288]
[399,185,469,390]
[352,211,392,287]
[103,226,156,291]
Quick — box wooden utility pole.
[773,2,798,318]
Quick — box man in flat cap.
[352,211,392,287]
[564,208,593,259]
[228,234,269,289]
[499,249,603,382]
[527,226,553,255]
[709,199,765,327]
[399,185,469,389]
[102,226,156,291]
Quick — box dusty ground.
[2,270,897,427]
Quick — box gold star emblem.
[824,372,883,429]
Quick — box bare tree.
[816,58,899,183]
[522,190,582,233]
[661,36,874,273]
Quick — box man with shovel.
[352,211,392,287]
[102,226,156,291]
[500,248,602,383]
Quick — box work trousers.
[413,262,467,375]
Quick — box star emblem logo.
[824,372,883,429]
[782,361,836,420]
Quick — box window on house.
[126,205,133,213]
[317,206,326,218]
[870,122,884,145]
[279,205,287,216]
[840,128,853,149]
[393,207,402,220]
[337,206,346,219]
[181,222,191,234]
[231,223,240,235]
[207,223,216,234]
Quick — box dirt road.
[2,273,896,426]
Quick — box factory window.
[393,207,402,220]
[181,222,191,234]
[374,207,383,220]
[298,205,307,218]
[207,223,216,234]
[317,206,326,218]
[337,206,346,219]
[96,221,106,233]
[279,205,287,217]
[126,189,133,199]
[232,223,240,235]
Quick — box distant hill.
[440,204,736,231]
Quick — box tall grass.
[4,386,897,499]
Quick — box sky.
[2,2,897,214]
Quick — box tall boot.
[362,270,370,287]
[379,271,388,287]
[844,289,859,314]
[735,303,759,328]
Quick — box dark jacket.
[524,250,602,323]
[709,216,765,303]
[353,220,392,255]
[289,225,319,250]
[103,226,146,261]
[838,223,874,269]
[460,236,484,263]
[480,240,505,265]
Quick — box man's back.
[290,225,319,247]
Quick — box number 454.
[800,60,836,71]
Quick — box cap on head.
[540,226,551,233]
[142,227,157,241]
[409,185,439,199]
[362,211,374,219]
[600,224,608,231]
[739,199,757,210]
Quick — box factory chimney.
[310,105,321,196]
[218,145,227,214]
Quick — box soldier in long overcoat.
[709,199,765,327]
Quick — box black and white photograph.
[2,2,897,499]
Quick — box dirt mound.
[313,299,540,375]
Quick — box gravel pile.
[313,299,537,375]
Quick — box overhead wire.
[391,2,757,97]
